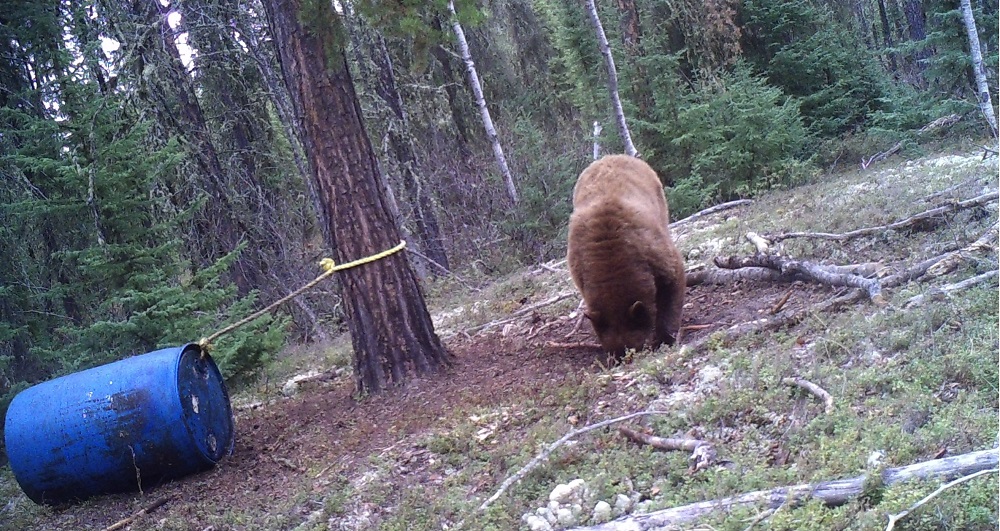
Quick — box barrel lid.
[176,344,234,463]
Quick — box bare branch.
[479,411,667,511]
[764,192,998,244]
[102,497,173,531]
[714,254,885,304]
[903,270,999,308]
[575,449,999,530]
[885,468,999,531]
[782,377,835,414]
[618,425,708,452]
[619,426,716,472]
[673,199,754,229]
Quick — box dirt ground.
[27,278,842,531]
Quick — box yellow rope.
[198,240,406,355]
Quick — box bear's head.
[586,300,657,359]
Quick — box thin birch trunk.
[959,0,998,137]
[585,0,638,158]
[447,0,519,204]
[593,121,603,160]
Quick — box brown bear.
[567,154,686,359]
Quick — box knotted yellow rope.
[198,240,406,355]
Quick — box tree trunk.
[877,0,898,73]
[261,0,451,395]
[616,0,652,115]
[902,0,929,85]
[585,0,639,158]
[446,0,520,204]
[959,0,999,137]
[366,30,450,272]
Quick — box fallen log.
[763,191,998,244]
[572,448,998,530]
[714,254,884,304]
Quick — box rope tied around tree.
[197,240,407,356]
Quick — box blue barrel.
[3,344,234,504]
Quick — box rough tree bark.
[959,0,998,137]
[261,0,451,395]
[446,0,519,204]
[585,0,639,158]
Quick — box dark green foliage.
[741,0,891,136]
[639,61,814,217]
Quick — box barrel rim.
[174,343,235,463]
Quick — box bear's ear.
[628,301,649,325]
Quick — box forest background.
[0,0,997,440]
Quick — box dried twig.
[619,426,716,472]
[673,199,753,229]
[763,192,998,244]
[770,289,794,314]
[564,298,587,339]
[546,341,602,349]
[882,222,998,287]
[904,270,999,308]
[102,496,173,531]
[884,468,999,531]
[782,377,835,414]
[479,411,666,511]
[618,425,708,452]
[459,291,575,336]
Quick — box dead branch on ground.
[479,411,666,511]
[885,468,998,531]
[564,298,587,339]
[619,426,716,472]
[714,254,885,304]
[770,289,794,314]
[903,269,999,308]
[745,232,772,253]
[673,199,753,229]
[574,448,998,530]
[546,341,602,349]
[861,114,960,169]
[881,222,998,287]
[684,289,866,353]
[686,267,786,286]
[102,496,173,531]
[922,176,987,202]
[685,262,883,287]
[457,291,575,337]
[782,377,835,414]
[761,191,997,245]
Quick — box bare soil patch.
[22,279,845,530]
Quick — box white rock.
[569,503,583,517]
[549,483,575,504]
[613,493,632,515]
[523,514,553,531]
[555,507,576,526]
[592,501,613,523]
[537,507,558,526]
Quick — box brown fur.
[567,155,686,358]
